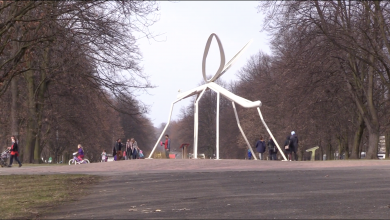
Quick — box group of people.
[104,138,144,162]
[251,131,299,161]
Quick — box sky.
[135,1,271,128]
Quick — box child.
[138,149,144,158]
[247,149,252,160]
[77,144,84,162]
[101,150,107,162]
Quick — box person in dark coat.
[289,131,299,161]
[125,139,132,160]
[7,136,22,167]
[284,135,292,161]
[113,139,122,161]
[267,137,278,160]
[255,135,266,160]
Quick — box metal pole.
[193,88,207,159]
[232,102,257,160]
[216,92,220,160]
[256,107,288,161]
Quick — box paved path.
[2,159,390,219]
[1,159,389,175]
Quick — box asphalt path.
[1,159,390,219]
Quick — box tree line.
[0,1,159,163]
[165,1,390,160]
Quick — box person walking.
[125,139,132,160]
[290,131,299,161]
[255,135,266,160]
[284,135,292,161]
[268,137,278,160]
[7,136,22,168]
[162,134,171,159]
[113,139,123,161]
[130,138,138,160]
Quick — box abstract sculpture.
[306,146,319,161]
[147,33,287,161]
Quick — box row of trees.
[0,1,159,163]
[165,1,390,160]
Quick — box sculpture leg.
[193,98,198,159]
[311,151,315,161]
[232,102,257,160]
[193,88,207,159]
[216,92,220,160]
[256,107,288,161]
[147,101,179,159]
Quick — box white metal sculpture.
[147,33,287,161]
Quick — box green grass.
[0,174,101,219]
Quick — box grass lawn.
[0,174,101,219]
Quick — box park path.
[1,159,389,176]
[2,159,390,219]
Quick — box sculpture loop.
[202,33,253,83]
[202,33,226,83]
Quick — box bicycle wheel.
[68,159,75,165]
[84,159,90,164]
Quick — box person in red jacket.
[162,134,171,159]
[7,136,22,168]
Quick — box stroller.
[1,149,10,167]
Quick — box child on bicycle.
[77,144,84,162]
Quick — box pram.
[0,149,10,167]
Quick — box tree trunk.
[365,125,379,159]
[33,47,49,163]
[10,78,18,136]
[360,122,380,159]
[299,144,304,161]
[318,139,323,160]
[24,62,36,163]
[350,116,365,159]
[337,136,342,160]
[364,53,380,159]
[10,19,20,157]
[326,143,331,161]
[343,133,349,159]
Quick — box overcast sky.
[136,1,271,128]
